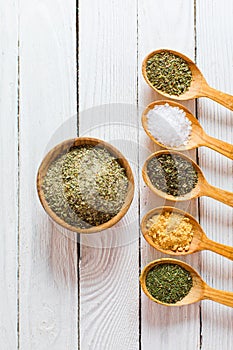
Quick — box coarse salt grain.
[147,103,192,147]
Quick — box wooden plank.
[138,1,201,349]
[19,0,78,348]
[79,1,139,349]
[0,1,18,349]
[196,0,233,349]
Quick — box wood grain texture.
[1,0,233,348]
[203,285,233,308]
[200,235,233,261]
[0,1,18,349]
[203,84,233,111]
[19,0,78,348]
[196,0,233,349]
[138,1,201,349]
[79,1,139,349]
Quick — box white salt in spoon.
[142,100,233,160]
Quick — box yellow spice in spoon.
[146,211,193,252]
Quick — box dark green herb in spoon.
[147,154,198,197]
[146,263,193,304]
[146,51,192,96]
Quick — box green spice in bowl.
[37,137,134,233]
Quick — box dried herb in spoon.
[146,263,193,304]
[147,154,198,197]
[146,51,192,96]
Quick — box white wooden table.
[1,0,233,349]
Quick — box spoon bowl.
[142,49,233,110]
[140,258,204,306]
[140,258,233,307]
[142,150,233,207]
[142,49,204,100]
[142,100,233,159]
[142,150,204,201]
[141,206,233,260]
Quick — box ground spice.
[146,51,192,96]
[42,145,129,228]
[146,263,193,304]
[146,212,193,252]
[147,154,198,196]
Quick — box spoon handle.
[200,236,233,261]
[200,133,233,160]
[204,285,233,308]
[203,183,233,207]
[202,85,233,111]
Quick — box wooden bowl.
[37,137,135,234]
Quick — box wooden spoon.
[142,49,233,111]
[142,100,233,160]
[140,258,233,307]
[141,206,233,260]
[142,150,233,207]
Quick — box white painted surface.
[0,1,18,349]
[19,0,78,349]
[196,1,233,349]
[1,0,233,349]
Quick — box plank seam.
[17,12,20,350]
[76,1,80,349]
[77,243,80,350]
[76,0,79,136]
[137,1,141,349]
[194,0,202,349]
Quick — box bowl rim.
[36,137,135,234]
